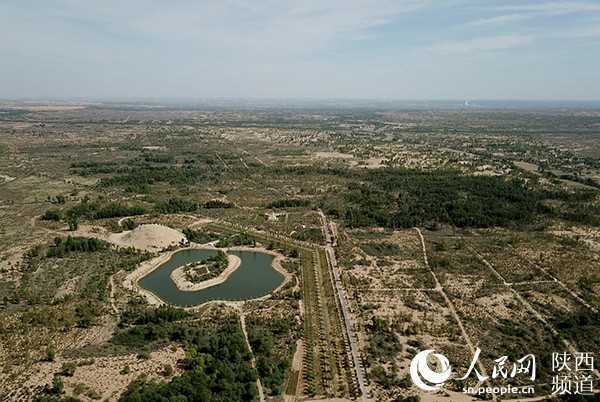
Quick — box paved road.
[318,210,369,401]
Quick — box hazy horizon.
[4,98,600,111]
[2,1,600,100]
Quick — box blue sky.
[1,0,600,100]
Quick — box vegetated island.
[169,250,242,291]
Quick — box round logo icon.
[410,349,452,391]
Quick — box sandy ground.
[291,340,303,373]
[357,157,386,169]
[283,339,304,402]
[314,151,354,159]
[107,224,185,251]
[76,223,186,252]
[123,251,174,306]
[187,217,214,228]
[170,254,241,291]
[513,160,538,172]
[0,173,16,183]
[0,245,25,288]
[52,275,81,302]
[17,347,184,402]
[64,175,99,186]
[551,225,600,252]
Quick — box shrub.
[59,363,76,377]
[155,198,198,213]
[360,241,401,256]
[41,209,62,221]
[267,199,310,208]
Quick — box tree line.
[46,236,108,258]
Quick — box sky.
[1,0,600,100]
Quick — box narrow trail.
[108,273,119,315]
[468,245,575,340]
[514,247,599,314]
[468,242,597,314]
[239,311,265,402]
[468,244,600,381]
[415,228,495,399]
[254,157,267,167]
[476,245,565,338]
[215,152,231,171]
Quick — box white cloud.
[464,2,600,29]
[497,2,600,15]
[36,0,430,56]
[431,34,533,54]
[464,13,533,27]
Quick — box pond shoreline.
[124,245,291,308]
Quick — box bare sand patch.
[314,151,353,159]
[109,224,185,251]
[53,275,81,302]
[0,121,33,129]
[187,217,214,228]
[142,146,167,151]
[123,251,174,306]
[76,223,186,252]
[20,347,184,402]
[0,174,16,183]
[513,160,539,173]
[356,157,386,169]
[64,175,99,186]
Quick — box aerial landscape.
[1,1,600,402]
[1,101,599,401]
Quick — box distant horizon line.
[3,98,600,111]
[2,97,600,103]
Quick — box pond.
[138,249,284,306]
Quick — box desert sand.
[76,223,186,252]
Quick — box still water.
[139,249,284,306]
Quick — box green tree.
[67,215,79,231]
